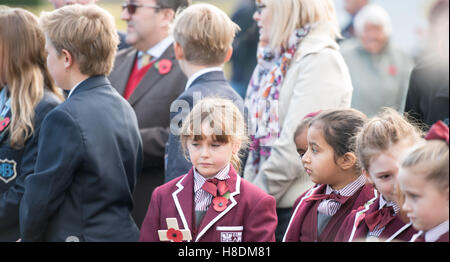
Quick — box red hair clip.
[425,121,449,145]
[303,110,322,120]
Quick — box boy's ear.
[337,152,357,171]
[61,49,73,69]
[223,47,233,64]
[161,8,176,26]
[174,42,184,60]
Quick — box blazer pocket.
[216,226,244,242]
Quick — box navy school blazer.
[0,90,61,241]
[19,76,143,242]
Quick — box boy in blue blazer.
[164,3,245,183]
[19,4,143,242]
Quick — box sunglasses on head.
[121,2,161,15]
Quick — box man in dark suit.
[108,0,190,228]
[19,4,142,241]
[164,3,245,183]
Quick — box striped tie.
[139,53,153,69]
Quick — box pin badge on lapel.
[158,218,192,242]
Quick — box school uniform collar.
[193,164,231,194]
[324,175,367,196]
[379,194,400,214]
[185,67,223,91]
[67,79,85,99]
[139,36,174,61]
[67,75,111,99]
[425,220,449,242]
[172,165,241,242]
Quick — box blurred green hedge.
[0,0,42,6]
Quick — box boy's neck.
[64,70,91,92]
[181,61,222,78]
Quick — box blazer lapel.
[282,184,323,242]
[172,170,195,241]
[128,45,177,106]
[195,166,241,242]
[110,48,137,96]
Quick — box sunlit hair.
[0,6,63,148]
[355,108,424,171]
[401,139,449,190]
[257,0,341,50]
[39,4,119,76]
[180,98,248,172]
[172,3,240,66]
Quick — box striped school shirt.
[317,175,367,216]
[366,194,400,239]
[193,164,230,211]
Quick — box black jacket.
[19,76,143,241]
[0,89,60,241]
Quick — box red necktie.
[365,206,395,232]
[307,192,351,205]
[201,178,229,197]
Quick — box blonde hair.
[402,140,449,191]
[180,98,248,172]
[355,108,424,171]
[39,4,119,76]
[172,3,240,66]
[260,0,341,50]
[0,7,63,148]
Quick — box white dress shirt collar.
[425,220,449,242]
[185,67,223,91]
[139,36,174,60]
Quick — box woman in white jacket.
[244,0,353,241]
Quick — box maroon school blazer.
[283,183,376,242]
[335,193,418,242]
[139,166,277,242]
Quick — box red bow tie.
[201,178,229,197]
[425,120,449,145]
[365,206,396,232]
[307,192,351,205]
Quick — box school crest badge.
[0,159,17,184]
[220,231,242,242]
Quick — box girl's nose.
[253,11,260,22]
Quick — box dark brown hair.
[310,108,368,163]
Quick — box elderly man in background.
[340,4,414,117]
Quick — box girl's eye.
[211,144,221,147]
[191,143,199,147]
[379,174,391,180]
[297,149,306,158]
[406,192,419,201]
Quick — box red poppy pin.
[0,116,10,132]
[155,59,172,75]
[388,65,397,76]
[166,228,183,242]
[213,196,229,212]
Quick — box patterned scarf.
[245,25,311,174]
